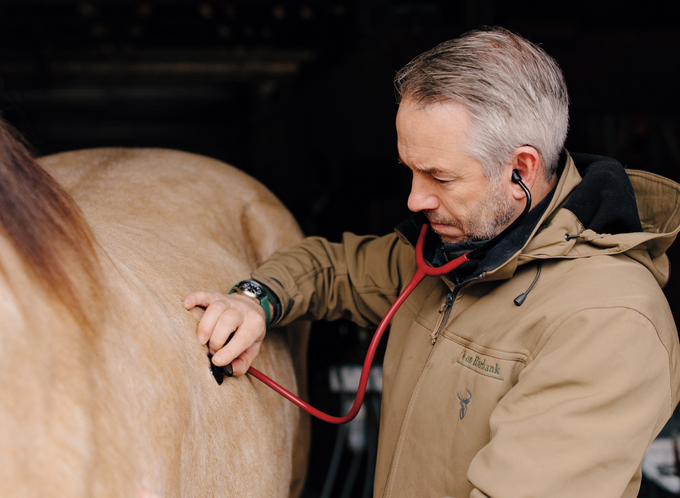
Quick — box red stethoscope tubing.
[247,174,531,424]
[247,223,469,424]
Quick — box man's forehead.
[397,102,473,160]
[397,99,471,139]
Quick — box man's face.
[396,99,517,244]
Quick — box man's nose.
[407,175,439,213]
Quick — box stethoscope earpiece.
[511,169,522,184]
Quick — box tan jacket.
[253,152,680,498]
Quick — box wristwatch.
[229,280,271,325]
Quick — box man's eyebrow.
[397,156,451,176]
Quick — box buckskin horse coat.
[0,134,309,498]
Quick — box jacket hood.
[396,151,680,288]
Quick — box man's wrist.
[229,280,281,325]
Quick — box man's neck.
[531,172,559,210]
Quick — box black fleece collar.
[564,153,642,234]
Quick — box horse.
[0,120,310,497]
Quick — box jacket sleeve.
[467,307,675,498]
[251,232,415,328]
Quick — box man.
[184,27,680,497]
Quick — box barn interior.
[2,1,680,496]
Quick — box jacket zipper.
[430,291,455,345]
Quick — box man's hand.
[183,291,267,376]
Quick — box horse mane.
[0,118,102,328]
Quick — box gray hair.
[395,27,569,181]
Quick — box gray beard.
[425,176,517,243]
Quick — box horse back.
[1,147,308,497]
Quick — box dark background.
[2,1,680,496]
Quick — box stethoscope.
[245,170,531,424]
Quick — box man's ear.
[508,146,542,202]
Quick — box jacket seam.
[441,335,528,364]
[293,265,338,287]
[400,293,446,319]
[293,267,401,299]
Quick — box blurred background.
[2,1,680,496]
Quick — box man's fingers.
[183,291,220,310]
[225,341,264,376]
[212,324,257,365]
[230,358,247,376]
[193,299,232,346]
[184,291,268,374]
[207,308,246,354]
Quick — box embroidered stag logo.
[458,389,472,420]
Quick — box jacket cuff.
[250,273,290,326]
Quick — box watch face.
[239,281,263,299]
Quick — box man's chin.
[439,234,467,244]
[430,224,467,244]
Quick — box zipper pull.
[431,292,455,345]
[439,292,454,313]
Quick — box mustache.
[424,210,461,228]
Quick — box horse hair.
[0,117,101,329]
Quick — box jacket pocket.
[382,335,526,498]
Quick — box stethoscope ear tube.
[467,171,532,260]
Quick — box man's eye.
[432,176,454,184]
